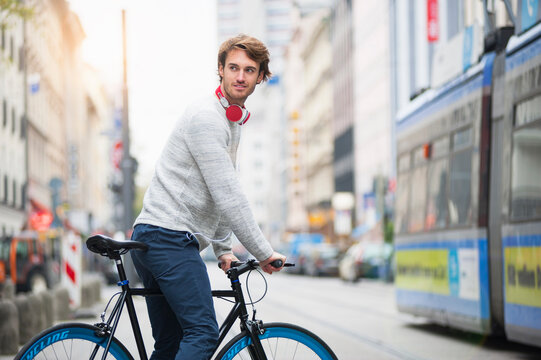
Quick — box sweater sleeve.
[184,113,273,261]
[212,217,233,259]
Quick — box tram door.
[486,52,506,333]
[488,115,505,333]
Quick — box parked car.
[301,243,341,277]
[339,242,393,282]
[0,231,60,293]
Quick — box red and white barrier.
[61,231,82,308]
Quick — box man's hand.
[218,253,239,273]
[259,252,287,275]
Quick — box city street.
[23,263,536,360]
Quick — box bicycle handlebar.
[218,259,295,270]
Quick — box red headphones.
[215,86,250,125]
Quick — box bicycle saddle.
[86,234,148,257]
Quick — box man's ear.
[256,71,264,84]
[219,64,224,79]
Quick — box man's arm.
[184,113,273,261]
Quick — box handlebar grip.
[218,260,294,269]
[269,260,295,268]
[218,261,242,269]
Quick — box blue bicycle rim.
[19,326,131,360]
[220,326,334,360]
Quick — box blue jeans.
[131,224,219,360]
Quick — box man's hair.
[217,34,272,83]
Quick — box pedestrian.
[130,34,287,360]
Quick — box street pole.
[22,4,29,224]
[121,9,134,235]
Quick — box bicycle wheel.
[15,323,134,360]
[215,322,337,360]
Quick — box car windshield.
[319,248,338,258]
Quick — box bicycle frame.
[96,254,269,360]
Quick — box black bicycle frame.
[98,256,268,360]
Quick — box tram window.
[431,137,449,158]
[395,173,410,234]
[452,127,473,151]
[511,124,541,220]
[426,158,448,230]
[398,154,410,173]
[412,147,427,166]
[448,149,473,226]
[515,93,541,127]
[408,147,428,232]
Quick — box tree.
[0,0,33,29]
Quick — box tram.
[394,21,541,347]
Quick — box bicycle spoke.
[292,339,299,359]
[265,337,276,359]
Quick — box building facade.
[331,0,355,196]
[217,0,293,245]
[352,1,393,230]
[0,13,26,236]
[1,0,115,235]
[301,9,334,236]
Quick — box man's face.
[219,48,264,106]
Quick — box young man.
[130,34,286,360]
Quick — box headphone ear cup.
[225,105,245,123]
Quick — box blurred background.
[1,0,541,358]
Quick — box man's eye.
[229,66,237,71]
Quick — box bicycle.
[15,234,338,360]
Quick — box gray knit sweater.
[134,95,273,261]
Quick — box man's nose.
[236,70,246,82]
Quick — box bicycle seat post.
[111,252,129,285]
[109,249,149,360]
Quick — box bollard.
[81,275,104,308]
[0,299,19,355]
[14,295,35,345]
[39,290,55,328]
[28,293,46,334]
[0,280,15,301]
[54,287,72,321]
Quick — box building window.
[12,179,16,208]
[2,99,6,128]
[9,35,14,61]
[3,175,8,204]
[1,26,5,50]
[20,115,26,139]
[11,107,16,134]
[21,182,26,210]
[18,46,24,71]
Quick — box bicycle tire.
[214,322,338,360]
[15,322,134,360]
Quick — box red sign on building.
[427,0,439,42]
[112,140,123,170]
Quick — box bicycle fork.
[244,319,268,360]
[229,267,268,360]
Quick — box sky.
[67,0,219,186]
